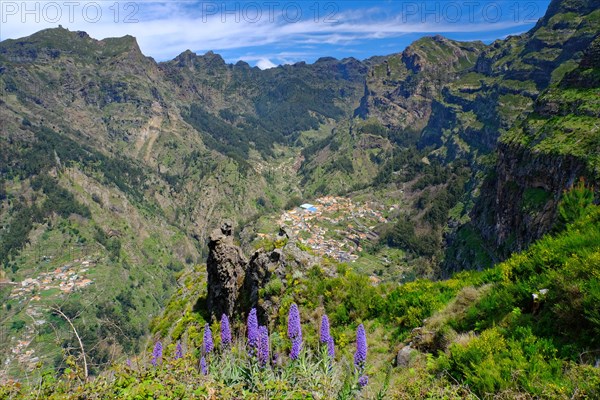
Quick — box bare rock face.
[242,248,282,318]
[206,223,319,321]
[242,228,290,316]
[206,221,248,320]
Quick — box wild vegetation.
[1,0,599,395]
[2,187,599,398]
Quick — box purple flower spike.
[320,314,331,343]
[287,303,303,360]
[174,341,183,360]
[200,356,208,375]
[290,337,302,360]
[203,323,214,354]
[287,303,302,341]
[247,308,259,352]
[151,340,162,366]
[354,324,367,371]
[221,314,232,348]
[258,326,270,367]
[358,375,369,388]
[327,336,335,358]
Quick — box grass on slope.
[2,193,600,398]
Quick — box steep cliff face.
[448,35,600,270]
[421,0,599,159]
[473,143,588,255]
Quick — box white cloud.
[0,1,543,63]
[255,58,277,70]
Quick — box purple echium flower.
[287,303,302,341]
[174,341,183,360]
[247,308,259,352]
[290,337,302,360]
[220,314,232,348]
[354,324,367,371]
[287,303,303,360]
[358,375,369,388]
[258,326,270,367]
[320,314,331,343]
[151,340,162,366]
[200,356,208,375]
[203,323,214,354]
[327,336,335,358]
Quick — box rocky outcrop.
[244,248,282,306]
[395,345,417,367]
[206,223,319,321]
[242,228,289,317]
[206,221,248,320]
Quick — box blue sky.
[1,1,551,68]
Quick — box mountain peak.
[99,34,142,56]
[314,56,339,64]
[168,49,227,70]
[536,0,599,28]
[201,51,226,64]
[9,26,92,44]
[0,27,144,62]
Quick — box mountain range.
[0,0,598,391]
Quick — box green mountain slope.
[454,34,600,270]
[423,0,599,157]
[0,0,598,383]
[2,189,599,399]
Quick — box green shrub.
[557,177,594,229]
[262,278,284,297]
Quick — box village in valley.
[8,258,94,301]
[0,257,96,377]
[274,196,390,263]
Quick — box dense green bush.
[433,204,600,397]
[357,119,387,137]
[556,177,595,229]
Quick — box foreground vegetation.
[2,4,597,376]
[2,183,599,399]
